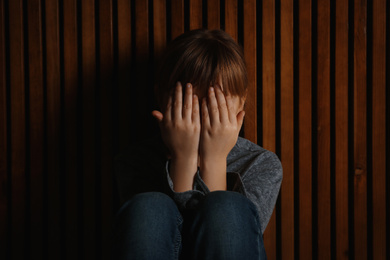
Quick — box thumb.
[236,110,245,132]
[151,110,164,123]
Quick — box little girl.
[113,29,282,260]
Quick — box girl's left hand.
[199,85,245,190]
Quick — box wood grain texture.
[262,0,277,258]
[27,0,44,258]
[45,0,61,257]
[207,0,220,29]
[299,0,312,259]
[317,0,331,259]
[280,0,295,258]
[0,1,7,259]
[225,0,237,41]
[117,0,132,150]
[81,0,96,258]
[8,0,26,259]
[335,0,349,259]
[190,0,202,30]
[353,0,368,259]
[243,0,256,143]
[134,0,149,138]
[98,0,114,258]
[262,0,276,154]
[63,0,79,258]
[372,0,386,259]
[171,0,184,39]
[153,0,166,59]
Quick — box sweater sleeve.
[226,139,283,234]
[246,151,282,233]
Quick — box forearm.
[200,157,227,191]
[169,156,198,192]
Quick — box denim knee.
[200,191,262,233]
[186,191,266,260]
[113,192,183,260]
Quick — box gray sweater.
[115,135,283,233]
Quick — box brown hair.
[155,29,248,108]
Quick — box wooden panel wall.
[0,0,388,259]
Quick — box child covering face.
[113,29,282,260]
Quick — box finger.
[183,83,193,120]
[207,86,219,125]
[201,97,210,129]
[236,110,245,134]
[226,95,236,123]
[151,110,164,123]
[173,82,183,120]
[192,94,200,126]
[214,84,229,124]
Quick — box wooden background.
[0,0,388,259]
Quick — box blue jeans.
[112,191,267,260]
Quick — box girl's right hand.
[152,82,200,191]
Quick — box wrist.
[200,155,226,167]
[171,154,198,167]
[199,156,227,191]
[169,156,198,192]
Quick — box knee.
[193,191,265,259]
[197,191,261,233]
[201,191,258,219]
[113,192,183,259]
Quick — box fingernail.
[187,83,191,88]
[210,87,214,92]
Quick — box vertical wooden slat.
[353,0,367,259]
[27,0,44,258]
[207,0,220,30]
[153,0,166,58]
[9,0,26,259]
[280,0,295,258]
[0,1,7,259]
[134,0,149,137]
[99,0,114,258]
[45,0,61,257]
[335,0,349,259]
[171,0,184,39]
[225,0,237,41]
[262,0,277,258]
[117,0,132,150]
[372,0,386,258]
[63,0,79,258]
[243,0,256,143]
[81,0,96,258]
[317,0,331,259]
[189,0,202,30]
[299,0,312,259]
